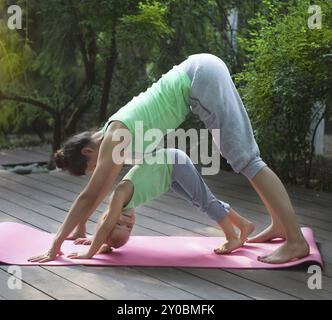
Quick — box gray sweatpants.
[169,148,230,222]
[177,53,267,179]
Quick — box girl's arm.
[28,124,129,263]
[68,185,128,259]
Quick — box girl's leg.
[226,208,255,242]
[214,210,254,254]
[169,149,254,254]
[182,53,309,264]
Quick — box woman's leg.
[183,53,309,263]
[169,149,254,253]
[248,167,309,263]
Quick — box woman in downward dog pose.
[29,53,309,264]
[67,148,254,259]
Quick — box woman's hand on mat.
[74,237,92,245]
[67,251,92,260]
[28,247,64,263]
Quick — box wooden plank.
[160,188,332,241]
[26,172,332,298]
[0,183,170,239]
[0,214,213,300]
[9,169,332,261]
[0,149,49,166]
[44,169,332,234]
[228,269,332,300]
[0,171,77,202]
[182,268,298,300]
[135,268,251,300]
[133,204,332,299]
[206,184,332,226]
[0,266,103,300]
[0,268,53,300]
[211,169,332,204]
[206,174,332,218]
[144,194,332,242]
[0,190,264,298]
[0,174,69,205]
[0,215,103,300]
[1,170,330,299]
[44,266,203,300]
[205,169,332,204]
[0,186,97,235]
[138,195,332,274]
[56,201,330,300]
[29,172,86,194]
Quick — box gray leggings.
[177,53,267,179]
[169,148,230,222]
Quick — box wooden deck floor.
[0,151,331,300]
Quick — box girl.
[74,208,136,255]
[66,149,255,260]
[28,53,309,264]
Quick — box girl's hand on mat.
[67,252,92,260]
[74,238,92,245]
[28,248,64,263]
[97,244,113,254]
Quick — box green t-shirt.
[102,66,191,154]
[122,149,173,210]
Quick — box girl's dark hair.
[53,131,94,176]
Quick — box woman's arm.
[28,124,129,263]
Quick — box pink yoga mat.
[0,222,323,268]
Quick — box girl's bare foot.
[214,238,243,255]
[247,224,285,243]
[239,221,255,243]
[258,239,310,264]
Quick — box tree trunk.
[65,3,97,135]
[99,30,118,124]
[52,113,63,152]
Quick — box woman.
[29,53,309,264]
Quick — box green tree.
[0,0,172,156]
[237,0,332,186]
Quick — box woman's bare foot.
[258,239,310,264]
[239,221,255,243]
[67,229,87,241]
[247,224,285,243]
[214,238,244,255]
[74,237,92,245]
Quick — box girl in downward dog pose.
[81,208,136,255]
[67,148,254,260]
[29,53,309,264]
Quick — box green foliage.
[119,1,174,41]
[1,0,331,190]
[236,0,332,183]
[0,21,33,87]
